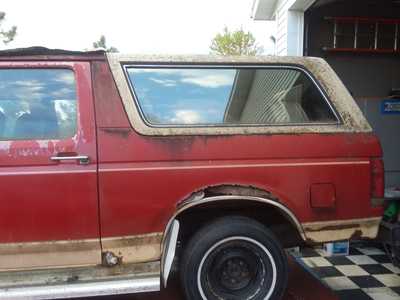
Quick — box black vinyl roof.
[0,46,105,57]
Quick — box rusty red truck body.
[0,48,384,300]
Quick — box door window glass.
[0,69,77,140]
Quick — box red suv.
[0,47,384,300]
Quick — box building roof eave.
[251,0,278,20]
[251,0,317,20]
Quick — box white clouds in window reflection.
[170,110,201,124]
[180,73,234,88]
[128,68,235,125]
[54,100,76,122]
[0,70,76,101]
[130,68,235,88]
[149,78,177,87]
[53,71,75,85]
[0,69,77,139]
[1,80,45,101]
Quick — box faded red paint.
[310,183,336,209]
[0,61,99,243]
[0,57,384,250]
[92,60,383,238]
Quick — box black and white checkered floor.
[292,244,400,299]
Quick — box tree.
[92,35,118,53]
[0,12,17,44]
[210,27,262,56]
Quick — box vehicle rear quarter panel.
[93,61,383,239]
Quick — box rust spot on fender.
[302,217,381,244]
[350,229,363,240]
[304,223,360,232]
[101,233,162,265]
[177,184,278,208]
[204,184,275,199]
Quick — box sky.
[0,0,275,54]
[128,68,236,124]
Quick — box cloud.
[54,100,76,121]
[149,78,177,87]
[19,92,45,100]
[131,68,235,88]
[0,82,45,101]
[13,80,43,88]
[51,87,75,98]
[181,73,234,88]
[0,75,73,101]
[170,110,202,124]
[53,71,75,85]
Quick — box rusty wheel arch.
[160,184,305,287]
[169,184,305,239]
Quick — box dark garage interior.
[305,0,400,190]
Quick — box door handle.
[50,155,90,165]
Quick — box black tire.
[180,216,288,300]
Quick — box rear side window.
[126,67,337,126]
[0,69,77,140]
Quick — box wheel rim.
[216,250,255,291]
[197,236,277,300]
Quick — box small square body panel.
[310,183,336,209]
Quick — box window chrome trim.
[122,64,342,128]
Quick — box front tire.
[180,216,288,300]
